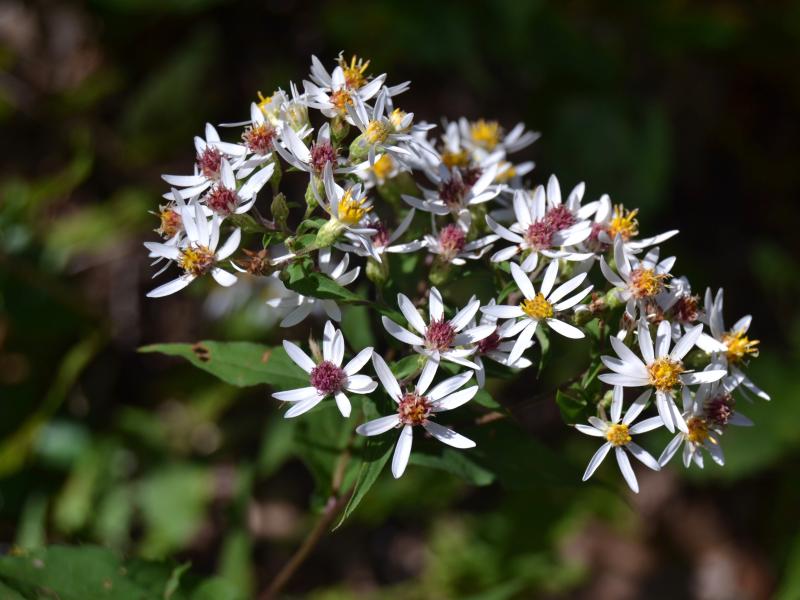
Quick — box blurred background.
[1,1,800,598]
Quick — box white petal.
[334,391,352,417]
[610,385,623,423]
[655,320,672,358]
[371,353,402,401]
[539,260,559,298]
[282,340,316,373]
[344,347,373,376]
[510,262,536,299]
[416,354,439,395]
[658,434,685,467]
[480,305,525,319]
[681,370,727,385]
[284,393,325,418]
[147,275,194,298]
[671,324,703,360]
[615,446,639,493]
[356,414,400,436]
[431,386,478,412]
[272,387,319,402]
[546,318,585,339]
[582,442,611,481]
[575,424,606,437]
[622,389,652,424]
[391,425,414,478]
[638,321,655,364]
[382,316,425,345]
[423,421,475,448]
[628,416,663,435]
[216,228,241,260]
[429,287,444,320]
[398,294,427,335]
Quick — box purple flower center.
[242,123,277,155]
[371,221,390,248]
[310,360,346,395]
[425,319,455,351]
[460,166,482,186]
[704,393,735,427]
[398,391,431,425]
[196,147,222,180]
[524,220,554,250]
[439,224,466,257]
[310,142,338,173]
[545,205,576,231]
[476,329,500,354]
[439,177,467,208]
[205,185,239,216]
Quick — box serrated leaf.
[138,342,307,389]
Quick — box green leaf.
[334,433,393,529]
[139,342,307,389]
[473,389,501,409]
[555,389,590,424]
[284,270,364,303]
[410,449,495,486]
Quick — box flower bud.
[315,218,344,247]
[271,192,289,227]
[331,116,350,145]
[366,256,389,286]
[270,158,282,193]
[604,288,624,310]
[304,179,323,213]
[348,133,370,163]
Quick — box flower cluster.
[144,54,768,490]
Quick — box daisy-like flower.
[356,354,478,479]
[272,321,377,418]
[266,249,360,327]
[335,209,422,258]
[585,195,678,255]
[145,200,240,297]
[598,320,727,432]
[481,261,592,365]
[214,102,281,178]
[486,176,596,271]
[695,288,769,401]
[699,379,754,428]
[422,220,497,266]
[458,118,540,157]
[599,236,675,323]
[655,275,701,339]
[201,158,275,218]
[467,299,533,388]
[381,288,495,370]
[576,386,662,493]
[402,163,500,228]
[275,122,365,179]
[658,387,726,469]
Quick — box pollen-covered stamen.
[310,142,338,174]
[439,177,467,208]
[608,205,639,241]
[476,329,501,354]
[647,357,683,391]
[397,391,431,426]
[242,122,277,155]
[470,119,502,150]
[605,423,631,447]
[425,319,456,351]
[441,149,469,168]
[205,185,239,216]
[672,295,700,324]
[179,244,215,277]
[156,206,182,238]
[309,360,346,395]
[330,88,353,114]
[372,154,394,180]
[722,329,759,363]
[196,147,222,180]
[629,267,668,298]
[686,416,714,445]
[524,221,555,250]
[705,392,735,427]
[520,293,554,320]
[365,120,391,144]
[338,54,370,89]
[545,205,576,231]
[438,224,466,259]
[337,189,372,226]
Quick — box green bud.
[304,178,323,213]
[366,256,389,286]
[271,192,289,227]
[331,116,350,145]
[429,260,451,287]
[604,288,624,310]
[573,307,595,326]
[348,133,370,163]
[683,347,710,371]
[315,218,344,248]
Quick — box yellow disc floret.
[366,120,391,144]
[608,205,639,241]
[441,149,470,168]
[520,293,554,320]
[330,89,353,114]
[337,189,372,225]
[470,119,502,150]
[179,245,215,277]
[390,108,409,131]
[606,423,632,447]
[629,267,668,298]
[647,357,684,391]
[372,154,394,181]
[338,54,370,89]
[495,161,517,183]
[686,416,713,445]
[722,329,759,363]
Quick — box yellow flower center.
[337,189,372,225]
[686,417,712,444]
[629,267,668,298]
[647,357,684,391]
[520,293,553,320]
[366,120,391,144]
[721,329,759,363]
[495,161,517,182]
[606,423,631,447]
[157,207,182,238]
[372,154,394,180]
[390,108,409,131]
[441,149,469,168]
[179,245,215,277]
[338,54,370,89]
[608,205,639,241]
[470,119,502,150]
[330,89,353,114]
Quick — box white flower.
[335,209,422,258]
[199,157,274,218]
[695,288,769,401]
[458,117,540,158]
[421,219,497,265]
[381,287,495,370]
[214,102,281,178]
[466,299,533,388]
[273,321,377,418]
[275,122,366,179]
[145,200,240,298]
[586,196,678,255]
[481,261,592,365]
[356,354,478,478]
[486,176,595,271]
[266,249,360,327]
[576,386,662,493]
[658,387,725,469]
[599,236,675,323]
[598,320,727,433]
